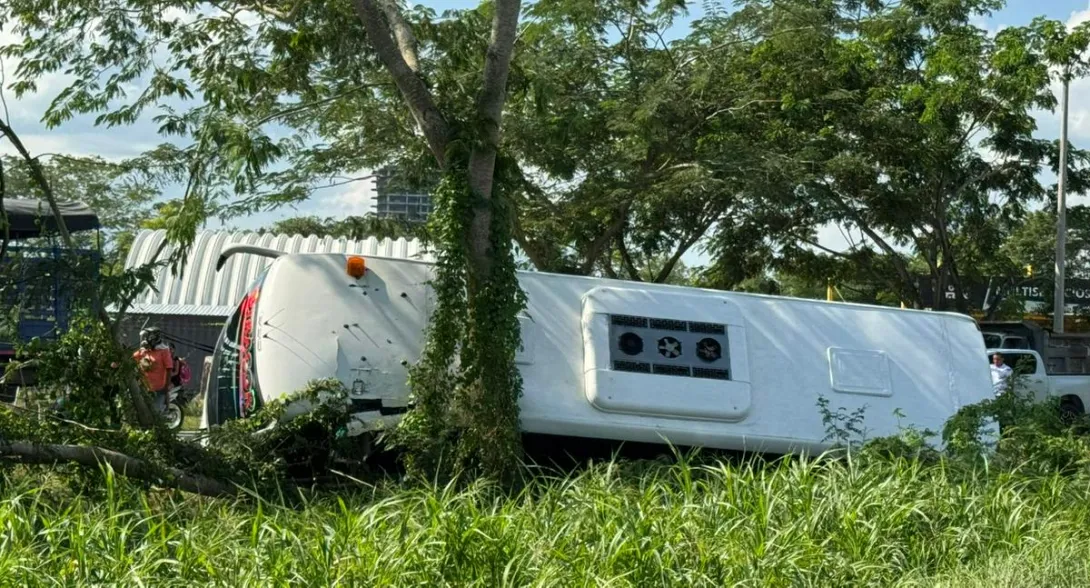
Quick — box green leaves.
[718,0,1085,309]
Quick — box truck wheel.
[331,432,376,475]
[1060,397,1084,426]
[0,383,16,405]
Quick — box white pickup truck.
[987,348,1090,416]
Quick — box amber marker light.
[346,255,367,279]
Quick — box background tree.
[262,214,419,241]
[0,154,169,276]
[498,0,786,283]
[717,0,1090,310]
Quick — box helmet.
[139,327,163,348]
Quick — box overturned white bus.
[201,247,995,456]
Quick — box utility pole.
[1054,73,1071,333]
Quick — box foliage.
[0,151,193,282]
[0,154,159,248]
[0,0,532,479]
[8,450,1090,585]
[263,213,421,242]
[816,395,871,448]
[0,270,359,483]
[396,162,527,482]
[727,1,1090,309]
[0,375,361,496]
[942,373,1090,476]
[975,206,1090,317]
[200,378,357,482]
[501,0,778,283]
[11,316,137,427]
[0,0,449,251]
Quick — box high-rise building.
[372,166,434,222]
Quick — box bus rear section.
[201,253,431,430]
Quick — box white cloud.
[221,176,378,233]
[0,127,160,160]
[1069,3,1090,27]
[324,177,378,215]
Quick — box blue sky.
[1,0,1089,265]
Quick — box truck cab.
[982,332,1029,350]
[987,348,1089,415]
[979,320,1090,374]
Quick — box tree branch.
[0,118,157,428]
[579,205,630,274]
[379,0,421,73]
[791,231,907,297]
[251,86,380,128]
[0,157,8,260]
[617,234,642,281]
[820,185,920,303]
[234,0,302,23]
[472,0,522,154]
[653,219,713,283]
[602,248,619,279]
[793,232,858,260]
[0,441,238,498]
[674,26,819,74]
[354,0,450,167]
[511,217,553,271]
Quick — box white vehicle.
[986,348,1089,416]
[201,248,995,456]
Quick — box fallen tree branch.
[0,440,239,497]
[4,402,124,435]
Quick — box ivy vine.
[396,153,527,483]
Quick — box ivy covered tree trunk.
[355,0,526,480]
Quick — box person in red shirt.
[133,327,173,412]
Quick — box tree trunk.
[616,234,643,281]
[0,158,9,259]
[934,215,968,313]
[0,441,237,497]
[356,0,525,477]
[354,0,451,168]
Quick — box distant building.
[372,166,435,222]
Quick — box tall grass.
[2,453,1089,586]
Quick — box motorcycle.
[162,347,196,431]
[163,382,198,431]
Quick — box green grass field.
[2,453,1089,587]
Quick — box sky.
[1,0,1090,268]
